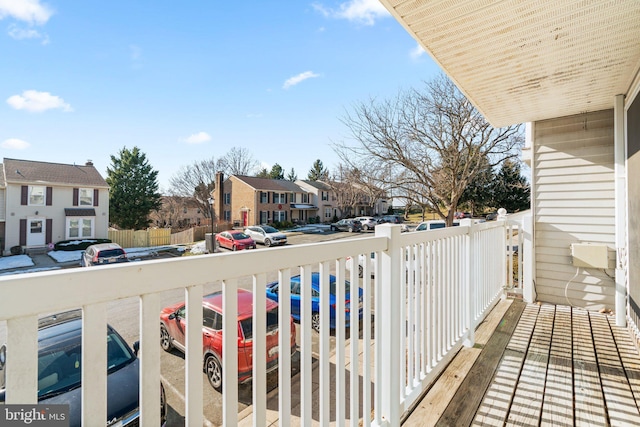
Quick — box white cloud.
[0,0,54,25]
[7,90,73,112]
[1,138,30,150]
[313,0,390,26]
[283,71,320,89]
[410,43,426,60]
[181,132,211,144]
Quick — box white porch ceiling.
[380,0,640,127]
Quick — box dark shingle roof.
[232,175,304,192]
[3,158,108,187]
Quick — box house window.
[29,186,45,206]
[224,193,231,204]
[325,207,332,219]
[274,211,286,222]
[260,192,268,203]
[260,211,269,224]
[79,188,93,206]
[273,193,287,203]
[224,210,231,221]
[321,191,328,201]
[302,193,309,203]
[66,217,94,239]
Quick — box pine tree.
[307,159,329,181]
[491,159,530,212]
[269,163,285,180]
[106,146,162,229]
[286,168,297,181]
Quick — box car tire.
[358,265,364,278]
[232,245,237,251]
[363,225,369,231]
[264,239,272,247]
[205,354,223,391]
[348,227,353,232]
[311,313,321,333]
[160,324,172,352]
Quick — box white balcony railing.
[0,215,526,426]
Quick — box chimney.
[85,160,94,166]
[216,172,224,221]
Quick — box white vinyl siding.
[533,109,615,309]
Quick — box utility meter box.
[570,243,609,269]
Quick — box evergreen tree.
[255,168,270,178]
[308,159,329,181]
[459,155,494,215]
[106,146,162,229]
[286,168,297,181]
[269,163,285,180]
[491,159,530,212]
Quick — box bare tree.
[218,146,259,176]
[168,157,217,218]
[335,74,523,225]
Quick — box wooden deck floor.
[404,300,640,426]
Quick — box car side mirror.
[168,313,176,320]
[0,344,6,368]
[133,341,140,356]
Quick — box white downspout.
[523,122,537,304]
[614,94,627,327]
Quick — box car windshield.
[239,307,279,340]
[231,232,249,240]
[35,327,135,399]
[262,226,278,233]
[329,277,351,295]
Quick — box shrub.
[55,238,112,251]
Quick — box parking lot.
[103,229,370,425]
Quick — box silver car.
[354,216,377,231]
[244,225,288,247]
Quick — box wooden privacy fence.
[108,228,171,248]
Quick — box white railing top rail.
[0,235,388,321]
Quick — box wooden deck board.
[472,304,540,426]
[403,302,640,427]
[436,300,525,426]
[590,312,640,425]
[572,308,607,426]
[506,304,554,426]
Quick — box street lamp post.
[208,197,215,252]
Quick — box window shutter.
[46,187,53,206]
[73,188,79,206]
[93,189,99,206]
[19,219,27,246]
[285,193,288,203]
[46,219,53,244]
[21,186,28,205]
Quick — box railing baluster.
[252,273,267,427]
[6,315,38,404]
[82,303,107,426]
[319,261,331,426]
[278,268,292,426]
[300,264,313,426]
[335,258,346,425]
[361,255,373,426]
[222,280,237,427]
[349,254,360,427]
[140,293,161,427]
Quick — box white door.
[27,217,46,246]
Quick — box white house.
[0,158,110,254]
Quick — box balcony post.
[522,214,536,303]
[461,218,475,347]
[375,223,402,426]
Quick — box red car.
[159,289,297,391]
[215,230,256,251]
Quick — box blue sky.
[1,0,440,191]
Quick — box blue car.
[266,273,363,332]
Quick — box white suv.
[354,216,377,231]
[244,225,287,247]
